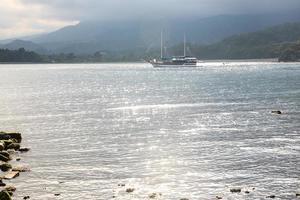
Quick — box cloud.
[1,0,300,39]
[0,0,77,39]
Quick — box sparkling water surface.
[0,62,299,200]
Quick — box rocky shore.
[0,131,30,200]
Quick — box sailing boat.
[149,32,197,68]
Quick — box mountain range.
[1,11,300,55]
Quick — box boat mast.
[184,33,186,57]
[161,31,163,60]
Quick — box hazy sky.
[0,0,300,39]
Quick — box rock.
[12,166,30,172]
[4,171,19,179]
[0,143,4,151]
[245,191,250,194]
[16,158,21,161]
[149,193,157,198]
[6,191,13,196]
[180,198,189,200]
[126,188,134,193]
[118,184,125,187]
[216,196,222,199]
[0,180,6,187]
[54,193,60,196]
[266,195,276,198]
[271,110,282,114]
[0,191,12,200]
[6,150,15,155]
[23,196,30,199]
[2,140,13,149]
[19,148,30,152]
[296,193,300,197]
[0,132,22,143]
[4,185,16,192]
[0,152,10,159]
[6,143,20,150]
[0,164,12,172]
[0,154,9,162]
[230,188,242,193]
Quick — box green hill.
[187,22,300,60]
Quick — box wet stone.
[4,171,20,179]
[6,143,20,151]
[126,188,134,193]
[0,154,9,162]
[271,110,282,114]
[0,191,12,200]
[4,185,16,192]
[0,132,22,143]
[230,188,242,193]
[149,193,157,199]
[0,180,6,187]
[0,152,10,159]
[12,166,30,172]
[0,164,12,172]
[19,148,30,152]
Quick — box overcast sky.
[0,0,300,39]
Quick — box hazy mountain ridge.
[1,13,300,61]
[0,39,48,54]
[2,12,300,55]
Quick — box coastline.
[0,132,30,199]
[1,58,300,65]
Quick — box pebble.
[126,188,135,193]
[271,110,282,114]
[230,188,242,193]
[149,193,157,198]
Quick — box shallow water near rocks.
[0,62,299,200]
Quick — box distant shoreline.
[0,58,280,64]
[1,58,300,65]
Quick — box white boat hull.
[150,63,197,68]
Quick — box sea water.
[0,62,299,200]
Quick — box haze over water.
[0,62,299,200]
